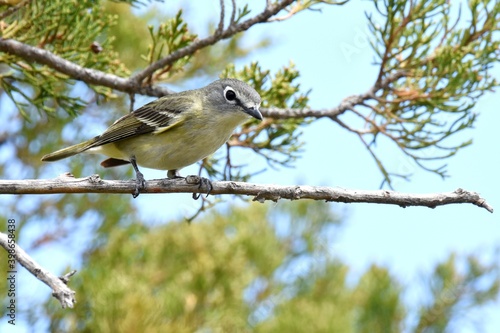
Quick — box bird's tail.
[41,139,96,162]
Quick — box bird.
[41,78,262,197]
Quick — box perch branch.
[0,174,493,213]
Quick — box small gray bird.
[42,79,262,197]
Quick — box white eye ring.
[224,87,237,103]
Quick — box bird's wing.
[88,96,192,148]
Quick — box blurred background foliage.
[37,202,499,332]
[0,0,499,332]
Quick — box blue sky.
[2,1,499,332]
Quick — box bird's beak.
[245,106,263,121]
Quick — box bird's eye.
[224,88,237,102]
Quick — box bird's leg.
[167,169,182,179]
[130,156,145,198]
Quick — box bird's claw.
[185,175,213,200]
[133,171,146,198]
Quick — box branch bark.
[0,174,493,213]
[0,232,76,308]
[0,38,175,96]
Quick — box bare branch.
[261,107,340,119]
[268,0,349,22]
[0,174,493,212]
[0,232,76,308]
[261,70,406,119]
[268,1,303,22]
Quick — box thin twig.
[216,0,225,36]
[229,0,237,25]
[129,92,135,112]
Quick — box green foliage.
[256,263,356,333]
[142,9,197,82]
[235,3,252,23]
[354,265,404,333]
[414,253,500,332]
[36,202,499,332]
[0,0,130,118]
[255,263,404,333]
[103,1,154,70]
[364,0,500,185]
[45,203,288,332]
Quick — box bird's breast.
[109,111,247,171]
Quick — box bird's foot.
[185,175,213,200]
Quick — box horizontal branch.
[0,174,493,212]
[261,70,407,119]
[0,232,76,308]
